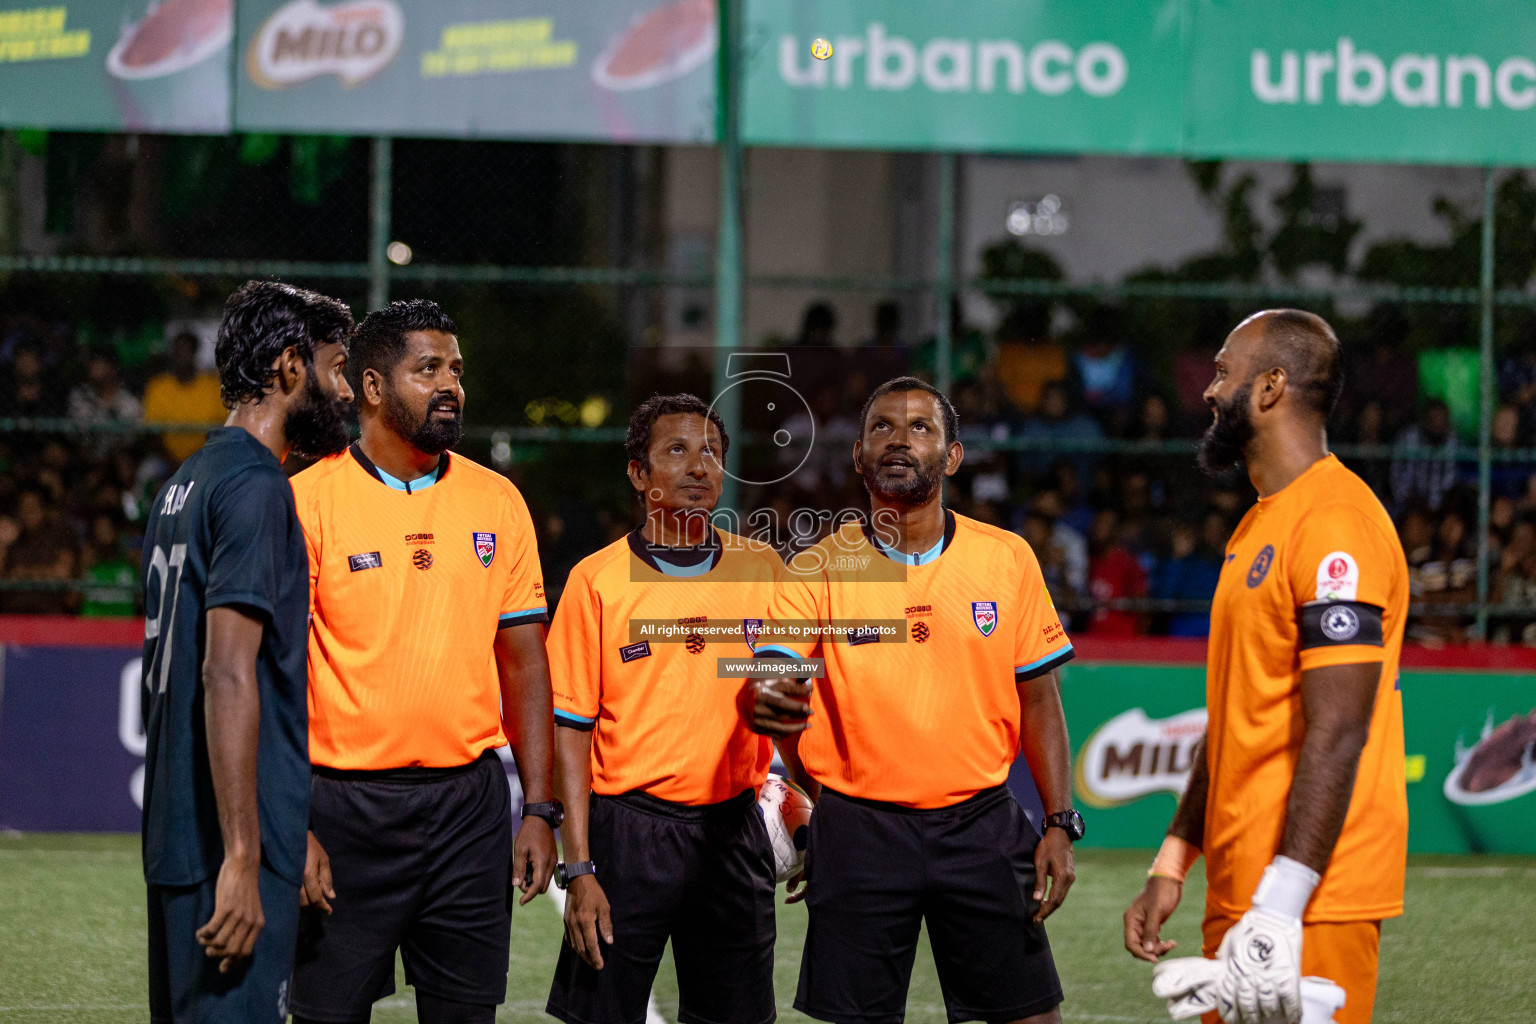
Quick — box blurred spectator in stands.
[0,486,78,614]
[1071,320,1143,436]
[1409,504,1477,644]
[1087,509,1146,636]
[1489,404,1532,501]
[1346,305,1418,439]
[1020,508,1072,616]
[1153,513,1227,638]
[68,350,142,457]
[1133,394,1172,442]
[4,345,63,418]
[1498,314,1536,439]
[913,298,989,384]
[1493,516,1536,644]
[1174,346,1220,435]
[1016,380,1101,484]
[1391,399,1461,514]
[1344,399,1393,501]
[792,302,837,347]
[79,511,138,617]
[994,298,1067,416]
[1046,460,1095,538]
[863,301,902,348]
[1030,489,1088,603]
[142,331,227,464]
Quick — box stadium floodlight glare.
[386,240,413,265]
[1006,195,1069,236]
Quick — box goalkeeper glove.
[1211,856,1319,1024]
[1152,956,1222,1020]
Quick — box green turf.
[1,835,1532,1023]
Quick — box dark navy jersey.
[140,427,310,888]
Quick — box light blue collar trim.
[872,532,946,566]
[653,553,718,577]
[376,461,441,493]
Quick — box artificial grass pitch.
[1,836,1532,1023]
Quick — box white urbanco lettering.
[779,26,1126,97]
[1252,38,1536,109]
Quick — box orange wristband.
[1148,835,1201,883]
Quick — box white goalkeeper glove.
[1153,960,1345,1024]
[1211,856,1319,1024]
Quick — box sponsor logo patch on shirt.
[348,551,382,572]
[619,640,652,663]
[1316,550,1359,601]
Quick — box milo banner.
[0,2,233,132]
[740,0,1185,154]
[234,0,716,142]
[1059,650,1536,854]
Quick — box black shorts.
[291,750,513,1020]
[147,861,300,1024]
[546,788,777,1024]
[794,786,1063,1024]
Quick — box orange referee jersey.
[547,527,778,806]
[762,510,1074,809]
[292,444,547,770]
[1206,454,1408,924]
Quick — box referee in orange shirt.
[1123,311,1408,1024]
[545,394,783,1024]
[288,300,558,1024]
[748,377,1082,1024]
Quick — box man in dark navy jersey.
[140,280,355,1024]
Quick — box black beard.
[1197,381,1255,476]
[285,369,352,460]
[384,386,463,455]
[859,449,942,506]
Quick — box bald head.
[1230,309,1344,418]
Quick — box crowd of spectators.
[8,298,1536,646]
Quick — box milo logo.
[1073,707,1208,809]
[247,0,403,89]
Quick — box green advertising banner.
[1061,660,1536,855]
[740,0,1186,154]
[1185,0,1536,164]
[233,0,716,142]
[0,1,232,132]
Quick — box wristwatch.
[555,860,597,889]
[1043,809,1086,842]
[521,799,565,829]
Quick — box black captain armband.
[1299,600,1384,649]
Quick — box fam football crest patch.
[473,532,496,567]
[743,618,763,653]
[972,601,998,637]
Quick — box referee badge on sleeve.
[474,532,496,567]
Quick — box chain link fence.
[1,130,1532,640]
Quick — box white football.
[757,774,814,883]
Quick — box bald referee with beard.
[289,300,558,1024]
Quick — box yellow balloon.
[811,37,832,61]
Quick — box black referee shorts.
[290,750,513,1021]
[546,788,776,1024]
[795,786,1063,1024]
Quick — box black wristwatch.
[1043,809,1086,842]
[521,799,565,829]
[555,860,597,889]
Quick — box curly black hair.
[858,375,960,447]
[626,393,730,470]
[350,299,458,384]
[215,281,354,407]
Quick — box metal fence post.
[1476,166,1496,639]
[368,136,393,312]
[713,0,743,513]
[935,152,956,396]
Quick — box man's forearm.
[505,675,554,804]
[203,667,261,864]
[1278,721,1369,873]
[553,727,594,861]
[773,732,820,803]
[1018,670,1072,816]
[1167,735,1208,848]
